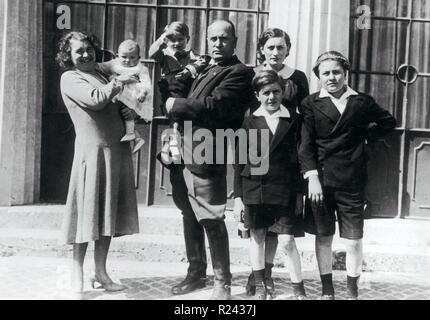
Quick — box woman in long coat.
[56,31,139,294]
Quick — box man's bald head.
[207,20,237,63]
[208,20,237,39]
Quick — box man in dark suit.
[298,51,396,300]
[164,20,256,300]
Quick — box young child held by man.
[98,39,153,153]
[234,70,307,300]
[149,21,210,164]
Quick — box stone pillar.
[0,0,43,205]
[268,0,350,92]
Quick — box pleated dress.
[59,68,139,244]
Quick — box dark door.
[350,0,430,218]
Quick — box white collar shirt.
[253,104,290,134]
[319,86,359,115]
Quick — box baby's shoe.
[133,137,145,153]
[121,133,136,142]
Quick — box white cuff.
[304,170,318,179]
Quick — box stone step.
[1,227,429,274]
[1,205,430,247]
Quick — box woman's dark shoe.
[245,272,256,296]
[171,274,206,295]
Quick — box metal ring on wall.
[396,64,419,85]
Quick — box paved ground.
[0,256,429,300]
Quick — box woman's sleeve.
[60,71,121,111]
[297,71,310,104]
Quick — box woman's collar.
[262,62,295,79]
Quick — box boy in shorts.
[234,70,307,300]
[299,51,396,300]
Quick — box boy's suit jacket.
[298,92,397,189]
[234,112,303,206]
[170,55,257,176]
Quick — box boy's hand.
[233,197,245,222]
[175,69,192,80]
[308,175,323,205]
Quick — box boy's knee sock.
[347,275,360,298]
[320,273,335,296]
[264,263,274,279]
[292,281,306,296]
[252,269,265,286]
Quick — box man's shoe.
[171,275,206,295]
[346,295,359,300]
[210,285,231,300]
[320,294,335,300]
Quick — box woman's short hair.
[164,21,190,40]
[257,28,291,64]
[56,31,101,70]
[252,70,285,93]
[312,51,351,78]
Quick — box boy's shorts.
[304,187,365,240]
[244,194,305,237]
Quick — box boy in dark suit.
[234,70,306,300]
[299,51,396,300]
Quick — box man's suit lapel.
[189,56,240,97]
[190,65,221,96]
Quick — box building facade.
[0,0,429,220]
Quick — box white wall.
[268,0,350,93]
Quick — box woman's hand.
[308,175,323,205]
[115,74,138,85]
